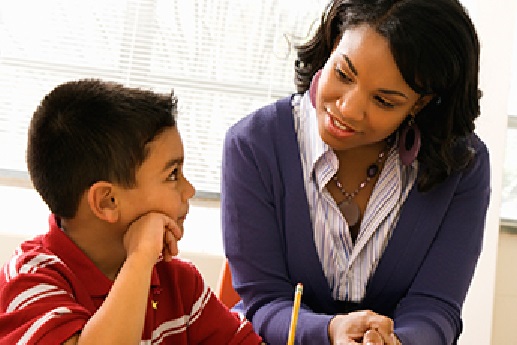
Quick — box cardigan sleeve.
[221,103,334,345]
[393,137,491,345]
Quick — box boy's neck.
[60,214,126,281]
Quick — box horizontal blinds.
[0,0,326,195]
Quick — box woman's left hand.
[362,328,402,345]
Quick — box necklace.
[333,145,389,227]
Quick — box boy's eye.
[167,168,179,181]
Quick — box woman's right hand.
[328,310,397,344]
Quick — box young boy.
[0,80,262,344]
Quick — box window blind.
[0,0,327,196]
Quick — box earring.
[399,116,421,165]
[309,69,322,108]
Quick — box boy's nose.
[182,178,196,201]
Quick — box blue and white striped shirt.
[292,93,417,302]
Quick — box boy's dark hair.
[27,79,177,218]
[295,0,481,191]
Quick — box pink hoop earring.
[309,69,322,108]
[399,116,421,165]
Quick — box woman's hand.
[362,328,402,345]
[328,310,399,344]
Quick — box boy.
[0,80,262,344]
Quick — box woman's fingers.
[363,329,383,345]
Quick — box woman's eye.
[335,67,353,83]
[167,168,179,181]
[375,96,395,109]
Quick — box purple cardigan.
[221,96,491,345]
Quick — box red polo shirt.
[0,215,261,344]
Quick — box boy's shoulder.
[1,234,64,280]
[0,234,88,344]
[0,233,79,302]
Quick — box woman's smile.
[324,107,358,139]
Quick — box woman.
[221,0,490,344]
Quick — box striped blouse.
[292,93,417,302]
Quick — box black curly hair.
[295,0,481,191]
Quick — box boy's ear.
[87,181,120,223]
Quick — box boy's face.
[118,126,195,235]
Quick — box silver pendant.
[338,200,360,227]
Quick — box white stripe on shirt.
[7,283,69,313]
[16,307,72,345]
[141,281,212,344]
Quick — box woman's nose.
[336,89,366,121]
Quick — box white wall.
[458,0,517,344]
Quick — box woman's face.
[315,24,425,151]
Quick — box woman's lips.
[332,117,353,131]
[324,108,357,138]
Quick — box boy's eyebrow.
[162,157,184,172]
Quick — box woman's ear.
[411,94,435,115]
[87,181,120,223]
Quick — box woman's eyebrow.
[379,88,409,99]
[342,54,358,76]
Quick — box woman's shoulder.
[452,132,490,190]
[467,133,490,170]
[226,95,294,137]
[469,133,488,154]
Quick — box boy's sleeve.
[0,252,91,344]
[180,261,263,344]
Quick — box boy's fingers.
[161,215,182,241]
[163,229,179,260]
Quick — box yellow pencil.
[287,283,303,345]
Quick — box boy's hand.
[123,212,182,266]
